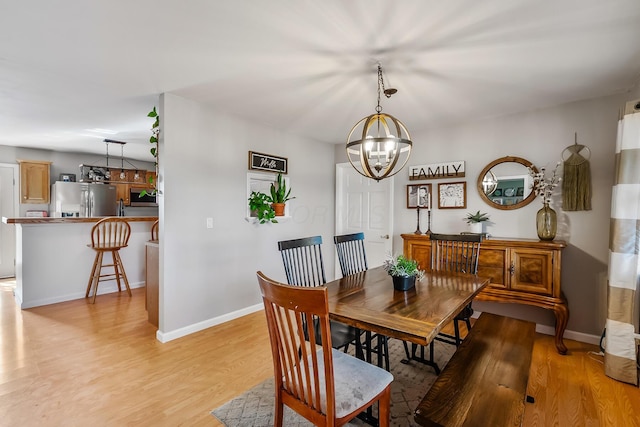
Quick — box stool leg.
[86,251,100,298]
[114,250,132,297]
[91,251,104,304]
[112,251,122,292]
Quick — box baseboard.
[156,302,264,343]
[20,281,145,309]
[472,311,601,346]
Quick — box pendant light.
[346,64,413,181]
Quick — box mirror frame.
[476,156,539,211]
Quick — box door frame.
[0,162,19,278]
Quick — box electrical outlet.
[206,217,213,229]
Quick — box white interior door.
[0,164,18,278]
[335,163,393,274]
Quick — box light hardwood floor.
[1,282,638,426]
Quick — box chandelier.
[346,64,413,181]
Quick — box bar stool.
[85,217,132,303]
[150,219,159,241]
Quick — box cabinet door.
[509,248,553,295]
[20,161,50,204]
[477,248,508,289]
[115,184,130,205]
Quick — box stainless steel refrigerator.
[52,181,116,217]
[80,183,117,217]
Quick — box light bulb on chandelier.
[346,63,413,181]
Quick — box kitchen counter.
[3,216,157,224]
[4,216,158,308]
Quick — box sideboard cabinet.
[401,234,569,354]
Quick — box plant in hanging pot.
[383,254,424,291]
[267,173,294,216]
[464,210,490,234]
[248,191,277,224]
[528,162,561,241]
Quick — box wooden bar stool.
[85,217,132,303]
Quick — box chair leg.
[86,251,100,298]
[91,251,104,304]
[274,394,284,427]
[112,251,122,292]
[378,385,391,427]
[454,320,461,347]
[114,250,132,296]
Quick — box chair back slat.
[257,272,335,420]
[334,232,368,276]
[90,217,131,249]
[278,236,326,287]
[430,233,481,274]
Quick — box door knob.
[380,234,390,239]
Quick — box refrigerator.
[50,181,117,217]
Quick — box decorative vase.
[392,275,416,291]
[272,203,286,216]
[469,222,483,234]
[536,203,557,241]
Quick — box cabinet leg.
[553,302,569,355]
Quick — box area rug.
[211,338,456,426]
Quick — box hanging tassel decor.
[562,132,592,211]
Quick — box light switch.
[206,217,213,228]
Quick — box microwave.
[130,187,157,207]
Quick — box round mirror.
[477,156,538,210]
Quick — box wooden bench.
[414,312,536,427]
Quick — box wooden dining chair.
[278,236,360,353]
[431,233,482,346]
[257,271,392,427]
[85,217,131,304]
[334,232,390,371]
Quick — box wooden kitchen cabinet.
[18,160,52,204]
[402,234,569,354]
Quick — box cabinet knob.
[509,261,515,276]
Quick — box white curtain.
[605,112,640,385]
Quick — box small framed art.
[438,182,466,209]
[407,184,432,209]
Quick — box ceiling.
[1,0,640,162]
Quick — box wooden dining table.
[325,265,491,348]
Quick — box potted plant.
[267,173,294,216]
[383,254,424,291]
[464,210,490,234]
[248,191,277,224]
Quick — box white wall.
[158,94,336,339]
[337,92,627,337]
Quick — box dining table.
[325,265,491,350]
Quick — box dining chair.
[257,271,392,427]
[85,217,132,304]
[431,233,482,346]
[278,236,360,353]
[333,232,390,371]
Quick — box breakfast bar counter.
[3,216,158,308]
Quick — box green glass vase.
[536,203,557,241]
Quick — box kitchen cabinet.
[18,160,52,204]
[402,234,568,354]
[107,169,155,206]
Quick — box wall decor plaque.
[248,151,288,174]
[408,161,465,180]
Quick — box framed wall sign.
[438,181,467,209]
[407,184,432,209]
[248,151,288,174]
